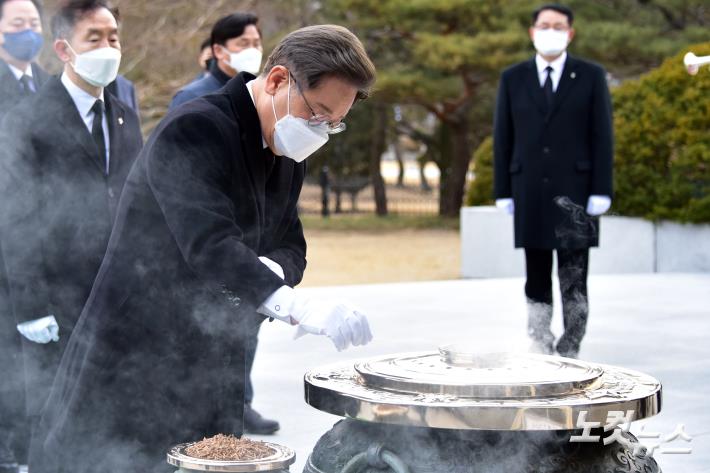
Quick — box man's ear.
[263,65,289,96]
[54,39,72,63]
[568,28,576,43]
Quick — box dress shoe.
[243,405,280,435]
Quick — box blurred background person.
[171,37,213,99]
[493,3,613,358]
[0,1,47,470]
[0,0,143,454]
[196,36,212,78]
[169,12,262,110]
[106,73,139,116]
[170,11,278,436]
[0,0,47,120]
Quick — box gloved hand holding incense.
[258,286,373,351]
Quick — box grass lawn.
[299,215,461,287]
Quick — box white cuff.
[258,256,285,280]
[257,285,295,323]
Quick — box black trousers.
[524,248,589,356]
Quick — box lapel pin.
[118,117,124,125]
[570,72,576,79]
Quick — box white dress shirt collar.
[245,79,268,149]
[535,51,567,92]
[60,72,105,119]
[8,62,32,80]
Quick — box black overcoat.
[29,73,307,473]
[0,76,143,417]
[0,58,50,463]
[493,55,614,249]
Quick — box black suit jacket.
[0,59,50,122]
[0,76,143,417]
[30,73,307,473]
[493,55,613,249]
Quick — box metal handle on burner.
[341,444,411,473]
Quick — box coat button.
[543,147,550,154]
[108,188,115,199]
[543,177,550,184]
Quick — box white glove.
[257,287,373,351]
[258,256,285,280]
[17,315,59,344]
[495,198,514,215]
[586,195,611,216]
[291,296,373,351]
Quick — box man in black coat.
[493,4,613,358]
[0,0,142,458]
[171,11,279,435]
[29,25,375,473]
[0,1,49,469]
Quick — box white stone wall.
[460,206,710,278]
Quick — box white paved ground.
[248,273,710,473]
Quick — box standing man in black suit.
[493,4,613,358]
[0,0,48,121]
[0,0,142,454]
[0,1,48,470]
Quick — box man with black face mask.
[0,2,142,465]
[0,1,48,470]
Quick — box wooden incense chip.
[185,434,275,461]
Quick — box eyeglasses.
[291,74,347,135]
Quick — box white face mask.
[271,74,329,162]
[533,29,569,57]
[224,47,262,75]
[66,42,121,87]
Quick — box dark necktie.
[19,75,35,95]
[91,100,107,173]
[543,65,554,109]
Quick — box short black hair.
[532,4,574,26]
[200,37,211,51]
[50,0,119,40]
[0,0,43,21]
[210,12,259,48]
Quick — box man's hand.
[290,296,372,351]
[17,315,59,344]
[586,195,611,216]
[495,198,515,215]
[258,287,373,351]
